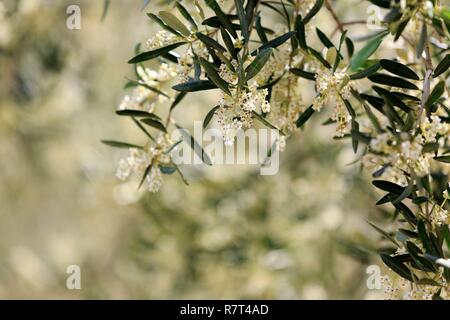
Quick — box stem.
[325,0,344,33]
[416,24,434,132]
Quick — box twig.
[416,24,434,132]
[325,0,344,34]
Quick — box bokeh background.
[0,0,393,299]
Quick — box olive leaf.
[434,54,450,77]
[199,58,231,96]
[128,42,187,63]
[245,48,273,81]
[350,30,388,71]
[101,140,143,149]
[159,11,191,36]
[173,80,218,92]
[379,59,419,80]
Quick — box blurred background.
[0,0,391,299]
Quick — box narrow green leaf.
[296,105,315,128]
[138,163,153,190]
[379,59,420,80]
[203,105,220,128]
[141,118,167,133]
[116,110,162,121]
[350,62,380,80]
[416,22,426,59]
[434,155,450,163]
[159,11,191,36]
[290,68,316,81]
[295,15,307,51]
[350,30,388,71]
[255,13,268,44]
[303,0,324,24]
[245,48,273,81]
[128,42,186,63]
[252,111,283,133]
[368,221,399,247]
[172,80,218,92]
[380,253,414,282]
[316,28,334,48]
[199,58,231,96]
[434,54,450,77]
[373,180,405,195]
[170,92,187,111]
[175,1,198,30]
[147,13,182,36]
[251,31,295,56]
[234,0,249,41]
[426,81,445,108]
[368,73,419,90]
[101,140,143,149]
[195,32,226,52]
[205,0,238,38]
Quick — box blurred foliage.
[0,0,391,299]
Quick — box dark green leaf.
[416,22,426,59]
[350,62,380,80]
[380,253,414,282]
[368,0,391,8]
[195,32,226,52]
[246,48,273,81]
[205,0,238,38]
[252,111,283,133]
[434,54,450,77]
[172,80,218,92]
[296,105,315,128]
[101,140,143,149]
[203,105,220,128]
[316,28,334,48]
[251,31,295,56]
[434,155,450,163]
[116,109,162,121]
[368,73,419,90]
[426,81,445,108]
[141,118,167,133]
[128,42,186,63]
[368,221,399,247]
[309,47,331,68]
[295,15,307,51]
[303,0,324,24]
[373,180,405,195]
[170,92,187,111]
[290,68,316,80]
[255,13,268,44]
[199,57,231,96]
[379,59,420,80]
[234,0,249,41]
[138,163,153,190]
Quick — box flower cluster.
[116,135,172,193]
[312,68,353,137]
[119,65,177,112]
[217,81,270,145]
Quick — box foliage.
[106,0,450,299]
